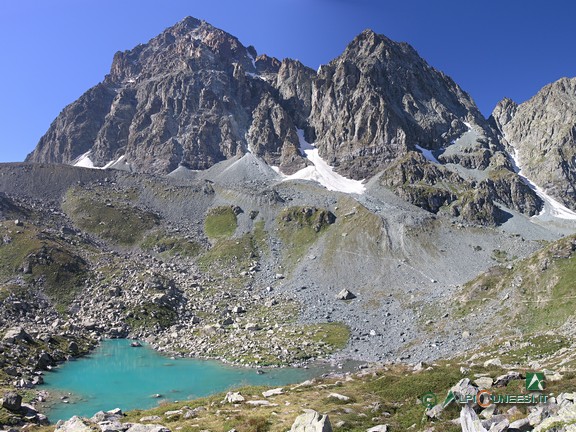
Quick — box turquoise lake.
[41,339,331,422]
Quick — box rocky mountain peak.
[309,29,494,179]
[106,16,255,85]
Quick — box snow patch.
[73,152,95,168]
[415,145,440,164]
[246,49,257,69]
[510,147,576,220]
[72,152,127,171]
[279,130,366,194]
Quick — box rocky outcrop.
[491,77,576,209]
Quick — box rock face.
[309,29,494,180]
[26,17,309,175]
[491,77,576,208]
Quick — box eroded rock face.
[491,77,576,209]
[26,17,309,174]
[309,29,493,180]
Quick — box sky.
[1,0,575,163]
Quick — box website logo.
[526,373,545,391]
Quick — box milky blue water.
[41,339,328,422]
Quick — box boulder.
[55,416,94,432]
[460,405,487,432]
[335,289,356,300]
[328,393,350,402]
[2,392,22,412]
[262,388,284,398]
[366,426,388,432]
[3,327,33,344]
[125,424,171,432]
[290,410,332,432]
[223,392,245,404]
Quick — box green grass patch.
[276,206,335,267]
[204,206,238,239]
[62,187,160,246]
[0,222,88,309]
[306,322,350,351]
[141,231,203,257]
[198,220,267,272]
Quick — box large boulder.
[2,392,22,412]
[290,410,332,432]
[336,289,356,300]
[55,416,94,432]
[3,327,33,344]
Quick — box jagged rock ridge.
[26,16,546,222]
[491,77,576,208]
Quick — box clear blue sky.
[1,0,575,162]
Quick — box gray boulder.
[55,416,94,432]
[290,410,332,432]
[3,327,33,344]
[2,392,22,412]
[336,289,356,300]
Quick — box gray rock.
[3,327,33,344]
[366,426,388,432]
[223,392,245,404]
[290,410,332,432]
[262,388,284,398]
[2,392,22,412]
[460,404,487,432]
[336,289,356,300]
[55,416,94,432]
[125,424,171,432]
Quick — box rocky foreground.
[16,358,575,432]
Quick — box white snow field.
[278,130,366,194]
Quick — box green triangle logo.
[526,372,545,391]
[443,390,456,408]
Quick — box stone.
[55,416,94,432]
[336,289,356,300]
[223,392,245,404]
[493,371,521,387]
[290,410,332,432]
[125,424,171,432]
[460,404,487,432]
[482,358,502,368]
[245,323,261,331]
[366,426,388,432]
[140,416,161,423]
[246,400,277,407]
[3,327,33,344]
[328,393,350,402]
[534,403,576,431]
[473,376,493,389]
[508,417,530,431]
[2,392,22,412]
[262,388,284,398]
